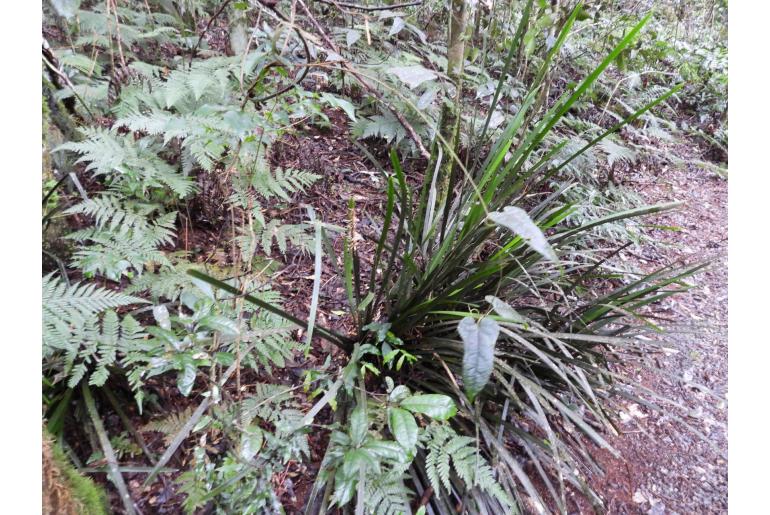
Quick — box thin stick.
[103,386,158,464]
[143,340,260,486]
[109,0,128,68]
[41,54,96,120]
[82,382,137,515]
[189,0,234,66]
[314,0,421,11]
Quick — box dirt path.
[590,142,728,514]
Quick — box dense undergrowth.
[42,0,726,513]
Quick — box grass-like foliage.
[42,0,721,512]
[189,7,701,512]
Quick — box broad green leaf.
[488,206,558,262]
[400,394,457,421]
[388,407,418,452]
[342,448,378,476]
[193,415,211,432]
[147,326,182,350]
[199,315,240,336]
[458,317,499,402]
[321,93,357,122]
[152,304,172,330]
[349,406,369,446]
[178,363,196,396]
[389,385,411,402]
[239,425,263,461]
[361,440,408,462]
[485,295,526,323]
[346,29,361,47]
[333,468,356,506]
[388,65,438,89]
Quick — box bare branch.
[314,0,422,12]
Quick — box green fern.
[353,113,408,145]
[47,307,146,389]
[425,424,512,508]
[599,138,638,167]
[123,259,199,301]
[55,128,196,198]
[142,406,196,445]
[364,468,413,515]
[64,193,177,280]
[229,159,319,259]
[238,383,295,426]
[43,273,145,353]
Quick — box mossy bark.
[430,0,470,224]
[43,428,108,515]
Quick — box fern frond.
[43,273,145,351]
[239,383,295,426]
[364,469,413,515]
[598,139,637,166]
[55,128,196,198]
[142,406,197,445]
[424,424,512,507]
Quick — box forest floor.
[42,6,728,513]
[588,141,728,514]
[87,115,728,514]
[261,118,730,514]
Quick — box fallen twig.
[314,0,422,12]
[82,382,137,515]
[143,340,263,486]
[103,386,158,465]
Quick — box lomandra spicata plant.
[192,5,702,513]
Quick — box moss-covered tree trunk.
[433,0,470,215]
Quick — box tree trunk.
[433,0,470,219]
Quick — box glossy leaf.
[458,317,499,402]
[488,206,558,262]
[239,426,263,461]
[400,394,457,421]
[349,406,369,446]
[388,407,418,452]
[388,65,438,89]
[485,295,526,324]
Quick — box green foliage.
[64,310,146,389]
[424,424,512,508]
[458,317,499,402]
[42,273,145,355]
[297,8,702,512]
[65,195,177,280]
[41,1,721,513]
[177,382,310,514]
[122,279,298,404]
[141,406,197,446]
[56,128,196,198]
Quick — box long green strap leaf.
[187,270,352,351]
